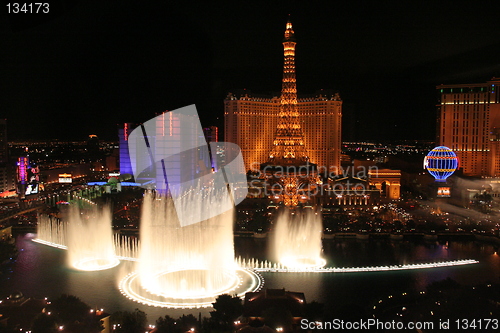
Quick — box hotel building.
[437,78,500,176]
[0,119,15,193]
[224,22,342,173]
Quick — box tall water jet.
[272,209,326,269]
[36,214,67,248]
[119,189,262,308]
[139,190,236,298]
[66,205,119,271]
[113,234,139,260]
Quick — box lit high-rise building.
[119,112,207,190]
[437,78,500,176]
[203,126,218,143]
[224,20,342,173]
[118,123,136,176]
[0,119,14,193]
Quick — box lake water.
[1,233,499,323]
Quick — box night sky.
[2,1,500,141]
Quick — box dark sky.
[1,1,500,141]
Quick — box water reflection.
[1,234,499,318]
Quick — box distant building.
[225,92,342,174]
[320,176,381,206]
[16,156,29,197]
[0,292,47,331]
[199,126,219,171]
[0,120,7,166]
[121,113,208,191]
[437,78,500,176]
[87,134,100,159]
[93,309,111,333]
[243,288,305,330]
[0,293,111,333]
[118,123,137,176]
[368,168,401,200]
[224,20,342,173]
[105,153,118,172]
[40,163,91,184]
[0,120,15,194]
[203,126,218,143]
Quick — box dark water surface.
[1,233,499,322]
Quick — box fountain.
[118,190,262,308]
[35,205,119,271]
[66,205,119,271]
[114,234,139,260]
[272,209,326,269]
[36,214,67,249]
[34,195,480,308]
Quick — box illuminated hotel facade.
[0,119,15,193]
[224,21,342,173]
[437,78,500,176]
[118,118,219,189]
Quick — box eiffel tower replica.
[261,18,318,206]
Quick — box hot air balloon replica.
[424,146,459,197]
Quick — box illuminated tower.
[224,18,342,176]
[261,19,318,206]
[269,18,309,165]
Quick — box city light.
[253,259,479,273]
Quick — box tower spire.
[284,15,295,42]
[268,18,308,165]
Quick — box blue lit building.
[118,123,136,176]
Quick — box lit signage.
[25,165,40,195]
[25,184,39,195]
[17,157,41,196]
[29,165,40,183]
[437,187,451,197]
[17,157,28,183]
[59,173,73,183]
